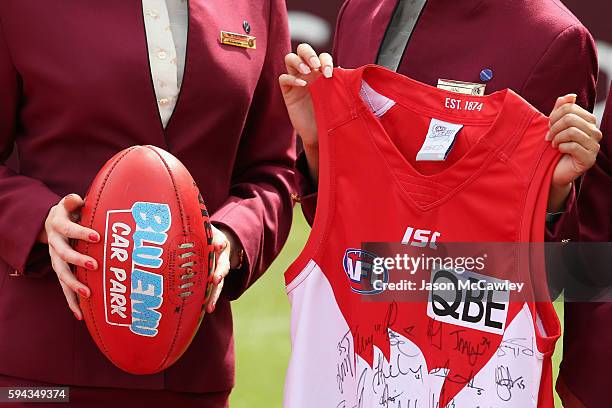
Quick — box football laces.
[178,242,196,298]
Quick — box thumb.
[63,194,85,213]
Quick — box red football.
[74,145,214,375]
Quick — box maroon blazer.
[558,87,612,408]
[0,0,294,392]
[295,0,598,242]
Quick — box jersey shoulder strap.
[308,68,361,133]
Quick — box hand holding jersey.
[279,44,602,212]
[279,43,334,186]
[546,95,603,211]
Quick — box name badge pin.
[437,78,486,96]
[220,30,256,49]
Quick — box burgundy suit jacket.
[0,0,294,392]
[558,88,612,408]
[296,0,598,243]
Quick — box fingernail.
[295,78,307,87]
[74,312,82,321]
[299,63,311,75]
[545,131,550,141]
[85,261,96,270]
[211,302,216,312]
[78,288,89,298]
[309,56,321,69]
[89,233,99,242]
[323,66,333,78]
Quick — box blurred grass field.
[230,206,565,407]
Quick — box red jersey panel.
[284,66,560,408]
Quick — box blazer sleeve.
[210,0,295,300]
[521,23,598,243]
[0,19,61,276]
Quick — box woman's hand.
[546,94,603,212]
[43,195,240,317]
[279,43,334,184]
[42,194,100,320]
[205,224,242,313]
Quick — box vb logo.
[402,226,441,249]
[343,249,388,295]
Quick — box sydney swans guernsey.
[284,66,561,407]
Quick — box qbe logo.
[426,268,509,335]
[343,249,388,295]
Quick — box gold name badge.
[220,31,256,49]
[437,79,486,96]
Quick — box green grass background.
[230,206,565,407]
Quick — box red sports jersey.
[284,66,561,407]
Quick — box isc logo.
[343,249,388,295]
[402,226,441,249]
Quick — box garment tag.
[437,78,486,96]
[220,31,256,49]
[360,81,396,117]
[416,118,463,161]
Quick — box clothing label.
[360,80,396,117]
[416,118,463,161]
[437,78,486,96]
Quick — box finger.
[549,113,600,143]
[549,103,597,128]
[279,73,308,89]
[63,194,85,213]
[59,281,83,320]
[547,96,579,141]
[213,241,227,253]
[285,52,311,75]
[296,43,321,69]
[551,127,600,152]
[50,246,91,298]
[50,216,99,243]
[319,52,334,78]
[213,247,231,284]
[551,94,577,113]
[558,141,597,169]
[206,279,224,313]
[48,233,98,270]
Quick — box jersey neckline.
[343,65,534,211]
